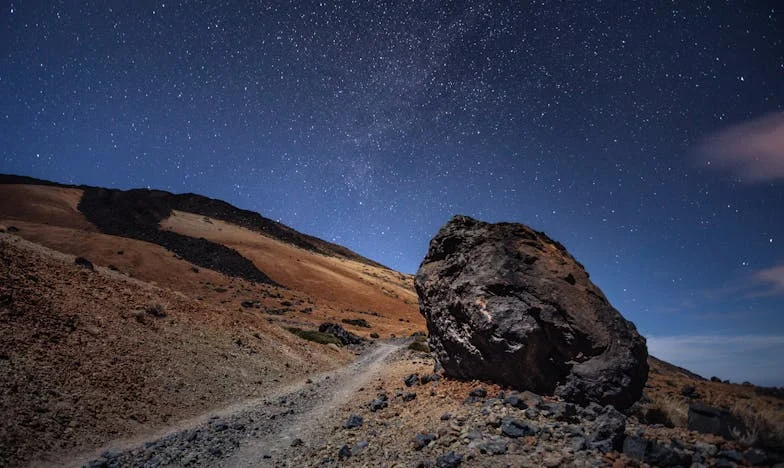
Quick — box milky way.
[2,1,783,383]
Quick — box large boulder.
[415,216,648,409]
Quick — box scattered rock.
[421,373,440,384]
[370,333,380,339]
[502,392,528,409]
[436,451,463,468]
[404,373,420,387]
[7,225,19,233]
[415,216,648,409]
[351,440,369,455]
[241,300,257,308]
[290,438,303,447]
[414,433,437,450]
[540,401,577,422]
[622,436,691,466]
[74,256,94,270]
[464,387,487,403]
[478,439,508,455]
[343,414,363,429]
[370,396,389,412]
[500,417,539,438]
[571,436,587,452]
[338,444,351,459]
[402,392,417,402]
[694,441,718,457]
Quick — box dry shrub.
[649,394,689,427]
[145,301,168,318]
[731,402,784,451]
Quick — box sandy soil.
[0,234,350,467]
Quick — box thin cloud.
[754,265,784,296]
[647,334,784,386]
[699,264,784,300]
[695,111,784,182]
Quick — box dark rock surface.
[343,414,363,429]
[687,402,746,439]
[74,256,94,270]
[415,215,648,409]
[77,187,278,285]
[1,173,385,267]
[586,405,626,453]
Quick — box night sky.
[2,1,783,385]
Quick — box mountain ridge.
[0,173,387,271]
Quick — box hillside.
[1,175,782,467]
[0,176,422,466]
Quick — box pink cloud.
[754,265,784,297]
[696,112,784,182]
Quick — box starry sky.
[2,1,783,385]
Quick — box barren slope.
[0,234,350,467]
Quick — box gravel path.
[72,340,408,468]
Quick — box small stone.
[290,438,303,447]
[571,436,587,452]
[403,392,417,402]
[405,374,420,387]
[502,392,528,409]
[338,445,351,459]
[478,439,508,455]
[501,417,539,438]
[440,413,451,421]
[370,398,388,412]
[414,433,438,450]
[351,440,369,455]
[436,451,463,468]
[694,441,717,456]
[343,414,363,429]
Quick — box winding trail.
[71,341,406,468]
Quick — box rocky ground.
[72,345,783,467]
[71,342,404,468]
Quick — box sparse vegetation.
[286,327,342,346]
[731,401,784,451]
[145,302,167,318]
[648,394,688,428]
[408,340,430,353]
[342,318,371,328]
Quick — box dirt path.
[71,341,407,468]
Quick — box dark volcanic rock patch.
[415,215,648,409]
[78,187,277,285]
[0,173,386,269]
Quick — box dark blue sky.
[2,1,783,384]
